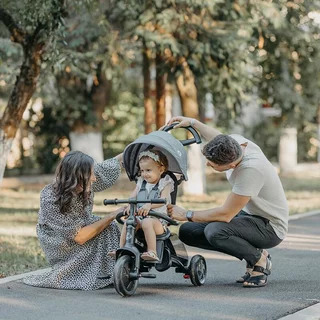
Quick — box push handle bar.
[162,122,202,146]
[103,198,166,206]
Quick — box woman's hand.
[137,204,152,217]
[167,204,188,221]
[124,205,130,216]
[110,206,126,219]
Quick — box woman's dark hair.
[202,134,242,165]
[53,151,94,214]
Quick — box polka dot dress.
[23,158,121,290]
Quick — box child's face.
[139,158,164,184]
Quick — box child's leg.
[141,218,164,253]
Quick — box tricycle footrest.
[140,273,156,279]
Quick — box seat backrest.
[165,171,183,205]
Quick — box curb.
[288,209,320,221]
[0,268,51,285]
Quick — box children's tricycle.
[103,124,207,297]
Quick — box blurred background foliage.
[1,0,320,175]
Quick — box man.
[166,116,289,288]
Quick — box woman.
[24,150,123,290]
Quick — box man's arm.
[168,192,251,223]
[166,116,222,141]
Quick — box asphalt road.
[1,213,319,320]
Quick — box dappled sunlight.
[103,282,298,320]
[0,226,36,237]
[279,233,320,251]
[185,248,238,261]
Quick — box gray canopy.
[123,131,188,181]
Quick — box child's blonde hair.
[138,150,169,171]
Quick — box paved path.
[1,212,319,320]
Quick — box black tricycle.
[103,125,207,297]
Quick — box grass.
[0,172,320,278]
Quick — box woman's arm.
[166,116,222,141]
[74,209,121,245]
[92,157,122,192]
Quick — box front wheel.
[189,255,207,286]
[113,255,138,297]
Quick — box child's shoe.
[141,250,159,261]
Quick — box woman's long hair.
[53,151,94,214]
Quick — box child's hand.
[137,204,152,217]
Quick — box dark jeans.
[179,211,282,267]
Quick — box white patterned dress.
[23,158,121,290]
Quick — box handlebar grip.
[150,199,167,204]
[103,199,118,205]
[103,198,167,205]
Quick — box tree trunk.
[0,40,44,184]
[176,60,199,118]
[0,132,14,183]
[91,62,112,128]
[0,7,65,184]
[69,131,104,162]
[155,53,167,129]
[165,83,173,123]
[175,59,206,195]
[317,105,320,163]
[143,45,153,134]
[68,63,111,162]
[279,127,297,173]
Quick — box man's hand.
[159,116,194,130]
[167,204,188,221]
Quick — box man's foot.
[237,250,270,283]
[236,270,252,283]
[243,252,272,288]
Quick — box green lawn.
[1,173,320,278]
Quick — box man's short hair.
[202,134,242,165]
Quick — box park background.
[0,0,320,278]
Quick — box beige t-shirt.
[226,134,289,239]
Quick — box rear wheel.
[114,255,138,297]
[189,255,207,286]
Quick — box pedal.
[140,273,156,279]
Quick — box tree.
[250,0,320,167]
[106,0,265,194]
[46,3,115,162]
[0,0,66,183]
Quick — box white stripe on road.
[278,302,320,320]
